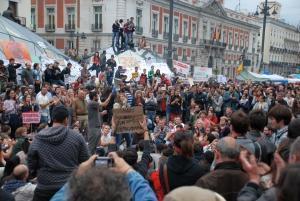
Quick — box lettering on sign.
[113,106,144,134]
[22,112,41,124]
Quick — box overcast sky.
[224,0,300,26]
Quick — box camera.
[94,157,114,168]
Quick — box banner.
[193,67,212,82]
[0,40,32,63]
[113,106,144,134]
[22,112,41,124]
[173,60,190,78]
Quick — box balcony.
[163,32,169,40]
[234,45,238,50]
[191,37,197,44]
[183,36,188,43]
[200,39,227,49]
[45,24,55,32]
[135,26,143,35]
[152,29,158,38]
[182,56,187,62]
[91,24,103,32]
[173,34,179,41]
[65,24,75,32]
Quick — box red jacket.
[150,171,164,201]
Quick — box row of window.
[150,12,197,38]
[31,6,102,30]
[271,28,300,41]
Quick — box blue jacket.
[50,170,157,201]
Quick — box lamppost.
[255,0,277,73]
[167,0,174,70]
[70,31,87,55]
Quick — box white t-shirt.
[36,93,50,117]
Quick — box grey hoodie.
[28,125,89,190]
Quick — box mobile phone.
[94,157,114,168]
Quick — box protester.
[1,39,300,201]
[27,105,89,201]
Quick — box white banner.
[173,60,190,78]
[193,67,212,82]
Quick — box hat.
[52,105,69,122]
[164,186,226,201]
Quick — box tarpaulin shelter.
[0,15,81,81]
[104,47,173,80]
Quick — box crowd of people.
[0,53,300,201]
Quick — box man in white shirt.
[36,86,52,124]
[99,123,113,153]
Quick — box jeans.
[115,133,131,148]
[112,32,119,48]
[125,32,133,50]
[146,110,156,130]
[40,115,49,124]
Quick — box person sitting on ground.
[2,164,36,201]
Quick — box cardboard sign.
[113,106,144,134]
[193,67,212,82]
[22,112,41,124]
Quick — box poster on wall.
[193,67,212,82]
[173,60,190,78]
[0,40,32,63]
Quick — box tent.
[0,15,81,82]
[104,47,173,80]
[249,72,287,83]
[236,71,269,82]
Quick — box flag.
[236,63,244,75]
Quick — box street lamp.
[255,0,277,73]
[70,32,87,55]
[167,0,174,70]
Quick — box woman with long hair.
[160,131,206,193]
[20,95,38,113]
[89,51,101,76]
[145,90,157,130]
[3,89,21,138]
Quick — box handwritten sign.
[113,106,144,134]
[22,112,41,124]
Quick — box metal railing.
[65,24,75,32]
[45,24,55,32]
[91,24,103,32]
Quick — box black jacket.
[133,140,152,178]
[112,23,120,33]
[7,63,21,82]
[161,155,205,192]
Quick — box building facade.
[261,18,300,75]
[30,0,261,78]
[0,0,31,27]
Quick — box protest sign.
[193,67,212,82]
[173,60,190,78]
[113,106,144,134]
[22,112,41,124]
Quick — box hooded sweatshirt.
[28,125,89,191]
[163,155,206,191]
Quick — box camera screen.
[95,157,114,168]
